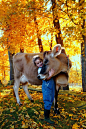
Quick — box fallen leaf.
[72,123,80,129]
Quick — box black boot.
[44,108,55,124]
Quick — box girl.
[33,55,55,124]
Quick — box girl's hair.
[33,55,42,66]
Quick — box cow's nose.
[37,75,41,80]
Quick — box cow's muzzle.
[37,74,48,80]
[37,75,41,80]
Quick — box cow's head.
[38,44,62,80]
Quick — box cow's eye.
[44,59,49,65]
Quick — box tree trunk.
[51,0,69,90]
[51,0,64,47]
[0,80,3,85]
[79,0,86,92]
[81,19,86,92]
[20,47,24,53]
[50,32,53,50]
[34,17,43,52]
[8,51,15,81]
[8,47,24,85]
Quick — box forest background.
[0,0,85,91]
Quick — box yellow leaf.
[50,126,56,129]
[10,125,14,129]
[32,122,37,128]
[23,107,27,111]
[40,111,44,115]
[22,121,25,125]
[22,124,28,128]
[72,123,79,129]
[10,109,15,113]
[22,121,27,128]
[32,109,39,115]
[82,113,86,118]
[69,114,73,117]
[25,114,30,118]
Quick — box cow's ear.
[52,44,61,57]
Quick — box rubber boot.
[44,108,55,124]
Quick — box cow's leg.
[22,85,34,102]
[13,79,22,106]
[54,85,60,114]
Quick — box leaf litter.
[0,85,86,129]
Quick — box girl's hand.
[46,69,55,80]
[49,69,55,77]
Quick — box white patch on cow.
[38,74,48,80]
[50,53,54,58]
[38,67,42,74]
[20,75,28,83]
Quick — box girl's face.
[35,59,43,67]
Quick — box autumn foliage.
[0,0,85,87]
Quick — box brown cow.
[13,44,72,114]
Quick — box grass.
[0,85,86,129]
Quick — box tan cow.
[13,44,72,114]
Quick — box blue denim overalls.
[42,78,55,110]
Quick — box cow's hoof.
[31,100,34,102]
[19,102,22,106]
[54,109,60,115]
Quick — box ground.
[0,85,86,129]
